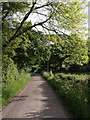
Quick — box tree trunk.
[47,60,49,72]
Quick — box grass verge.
[2,70,30,107]
[42,71,89,119]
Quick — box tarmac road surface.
[2,74,72,119]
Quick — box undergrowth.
[42,71,89,119]
[2,56,30,107]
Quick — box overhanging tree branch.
[9,15,52,43]
[32,11,48,17]
[41,24,74,42]
[9,1,37,43]
[41,24,64,35]
[35,2,51,10]
[2,10,10,21]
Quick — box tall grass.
[42,72,89,119]
[2,56,30,107]
[2,71,30,106]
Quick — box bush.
[43,72,50,79]
[56,73,65,78]
[55,73,75,81]
[42,72,89,119]
[2,55,19,84]
[2,55,30,106]
[43,71,54,80]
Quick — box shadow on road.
[26,76,71,119]
[31,73,40,76]
[13,96,28,102]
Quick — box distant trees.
[13,30,51,70]
[45,34,88,72]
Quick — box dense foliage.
[2,1,89,73]
[42,72,89,119]
[2,55,30,106]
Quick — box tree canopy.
[2,0,89,73]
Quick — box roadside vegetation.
[42,71,89,119]
[2,56,30,106]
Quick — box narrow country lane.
[2,74,72,119]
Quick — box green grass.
[42,72,89,119]
[2,56,31,107]
[2,71,30,107]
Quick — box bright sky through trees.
[88,1,90,37]
[27,0,88,35]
